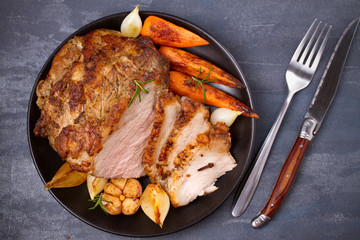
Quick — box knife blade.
[251,16,360,229]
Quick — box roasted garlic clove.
[104,182,122,197]
[140,183,170,228]
[45,162,87,190]
[111,178,127,190]
[101,193,122,215]
[123,178,142,198]
[122,197,140,215]
[87,174,108,200]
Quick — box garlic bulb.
[121,5,142,38]
[210,108,243,127]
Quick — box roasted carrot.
[169,71,258,118]
[140,16,209,48]
[159,46,245,89]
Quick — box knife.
[251,16,360,228]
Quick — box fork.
[232,19,331,217]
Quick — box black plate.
[27,12,255,237]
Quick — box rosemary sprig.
[128,79,156,108]
[187,66,215,103]
[88,194,112,215]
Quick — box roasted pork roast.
[34,28,237,205]
[143,94,237,207]
[34,29,169,178]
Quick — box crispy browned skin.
[142,91,182,183]
[143,96,237,206]
[143,96,211,182]
[157,98,209,168]
[142,92,180,172]
[34,29,169,172]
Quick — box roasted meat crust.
[142,91,181,181]
[143,96,236,207]
[168,121,235,207]
[142,92,178,167]
[34,29,169,173]
[143,97,211,183]
[157,98,210,166]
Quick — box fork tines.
[293,19,332,69]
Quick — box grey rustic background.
[1,0,359,239]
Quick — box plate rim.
[27,11,256,237]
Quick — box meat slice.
[143,91,181,182]
[158,97,211,180]
[144,97,211,183]
[34,29,169,178]
[92,82,158,178]
[168,122,236,207]
[143,97,237,207]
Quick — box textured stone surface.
[1,0,359,239]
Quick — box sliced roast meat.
[143,91,182,182]
[158,97,211,182]
[34,29,169,178]
[92,82,157,178]
[143,97,237,207]
[168,122,236,207]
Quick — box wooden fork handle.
[251,137,311,228]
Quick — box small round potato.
[123,179,142,198]
[101,193,122,215]
[122,197,140,215]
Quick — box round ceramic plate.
[27,12,255,237]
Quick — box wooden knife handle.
[251,136,311,228]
